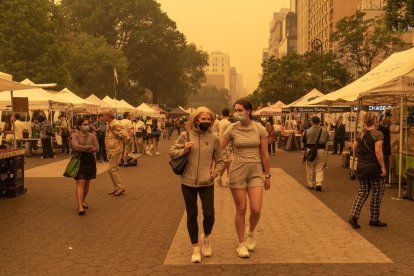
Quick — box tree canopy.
[385,0,414,31]
[331,11,403,77]
[0,0,207,107]
[0,0,70,87]
[251,52,350,107]
[187,85,230,115]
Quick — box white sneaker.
[146,151,153,156]
[237,243,250,258]
[155,152,161,155]
[245,231,256,251]
[201,234,212,257]
[191,247,201,263]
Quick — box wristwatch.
[265,174,271,179]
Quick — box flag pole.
[114,67,118,115]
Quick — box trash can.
[404,168,414,200]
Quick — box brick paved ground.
[0,138,413,275]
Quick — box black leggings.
[181,184,215,244]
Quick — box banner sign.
[282,106,352,113]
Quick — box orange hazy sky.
[156,0,289,93]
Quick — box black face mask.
[198,122,211,131]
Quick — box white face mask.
[234,112,248,122]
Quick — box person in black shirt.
[331,116,346,154]
[378,118,391,185]
[349,113,387,229]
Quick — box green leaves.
[331,10,403,76]
[254,52,350,107]
[385,0,414,31]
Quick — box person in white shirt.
[120,112,133,166]
[133,117,146,156]
[14,113,25,149]
[215,108,233,187]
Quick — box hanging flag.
[114,67,118,85]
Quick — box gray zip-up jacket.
[170,130,224,187]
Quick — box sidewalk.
[0,139,413,275]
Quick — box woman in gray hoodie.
[170,106,224,263]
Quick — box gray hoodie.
[170,130,224,187]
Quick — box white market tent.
[253,100,286,116]
[120,99,140,114]
[56,88,100,113]
[0,87,71,110]
[85,94,112,111]
[136,103,160,116]
[286,89,324,108]
[102,96,129,113]
[309,47,414,106]
[20,78,57,89]
[310,47,414,199]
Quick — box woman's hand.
[184,141,194,153]
[264,178,271,190]
[381,167,387,177]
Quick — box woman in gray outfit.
[170,106,224,263]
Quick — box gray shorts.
[229,162,264,189]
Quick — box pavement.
[0,135,413,275]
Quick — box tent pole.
[11,90,16,149]
[398,95,403,199]
[351,98,361,172]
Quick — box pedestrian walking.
[302,116,329,191]
[71,117,99,215]
[144,116,153,155]
[148,118,161,155]
[348,112,387,229]
[265,119,277,155]
[133,116,146,155]
[38,115,55,158]
[221,99,271,258]
[331,116,346,154]
[169,106,224,263]
[215,108,233,187]
[273,120,282,143]
[120,112,134,166]
[378,118,391,187]
[92,114,108,162]
[57,114,70,155]
[102,111,127,196]
[13,113,24,149]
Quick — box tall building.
[229,67,239,103]
[268,9,290,58]
[296,0,361,54]
[204,51,230,90]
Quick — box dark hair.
[222,108,230,117]
[14,113,21,120]
[77,117,89,130]
[234,99,253,119]
[311,116,320,125]
[123,112,129,119]
[37,115,45,123]
[98,113,104,118]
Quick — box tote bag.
[63,153,82,178]
[169,131,190,175]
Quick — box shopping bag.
[63,153,82,178]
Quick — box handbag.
[305,128,322,162]
[169,131,190,175]
[63,153,82,177]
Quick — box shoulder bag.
[63,133,87,177]
[305,128,322,162]
[169,131,190,175]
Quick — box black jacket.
[332,123,345,139]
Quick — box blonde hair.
[361,112,378,139]
[187,106,215,131]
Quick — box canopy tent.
[102,96,129,113]
[136,103,160,116]
[0,77,36,92]
[151,104,167,114]
[286,89,324,107]
[120,99,140,114]
[168,107,189,117]
[20,78,57,89]
[56,88,100,113]
[0,88,71,110]
[186,107,195,114]
[309,47,414,106]
[253,100,286,116]
[85,94,112,111]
